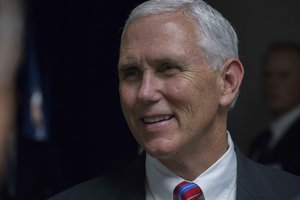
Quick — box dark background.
[25,0,146,186]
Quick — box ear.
[219,59,244,108]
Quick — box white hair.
[121,0,239,70]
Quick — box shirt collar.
[270,105,300,148]
[145,132,237,200]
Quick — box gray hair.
[121,0,239,70]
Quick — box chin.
[143,140,177,159]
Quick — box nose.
[137,71,161,103]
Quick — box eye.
[157,63,181,75]
[119,66,141,82]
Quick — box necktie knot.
[173,181,204,200]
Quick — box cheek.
[119,86,139,132]
[287,80,300,99]
[119,85,136,111]
[165,78,196,108]
[281,79,300,96]
[291,77,300,90]
[167,75,219,114]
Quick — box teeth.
[143,115,172,123]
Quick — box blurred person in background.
[1,0,67,199]
[12,2,66,199]
[249,41,300,176]
[0,0,24,196]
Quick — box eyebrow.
[117,63,140,75]
[118,52,187,69]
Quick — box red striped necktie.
[173,181,204,200]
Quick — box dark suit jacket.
[49,148,300,200]
[249,115,300,176]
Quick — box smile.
[142,115,173,124]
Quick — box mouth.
[141,115,173,124]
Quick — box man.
[249,42,300,176]
[49,0,300,199]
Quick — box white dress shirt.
[145,132,237,200]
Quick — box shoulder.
[236,147,300,199]
[48,153,146,200]
[255,160,300,186]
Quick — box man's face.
[118,12,223,159]
[262,49,300,117]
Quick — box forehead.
[119,12,202,63]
